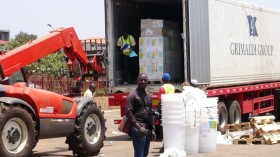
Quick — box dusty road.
[32,109,280,157]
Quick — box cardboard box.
[140,28,180,38]
[139,36,182,80]
[140,28,168,37]
[140,19,179,29]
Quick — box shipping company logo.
[247,15,258,37]
[230,15,274,56]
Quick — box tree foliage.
[25,50,68,77]
[7,31,68,78]
[15,31,37,43]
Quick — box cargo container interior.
[108,0,185,85]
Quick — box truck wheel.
[66,102,106,157]
[217,101,228,134]
[228,100,241,124]
[0,103,36,157]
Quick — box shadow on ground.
[105,134,131,141]
[32,147,73,157]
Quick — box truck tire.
[217,101,228,134]
[66,102,106,157]
[228,100,241,124]
[0,103,36,157]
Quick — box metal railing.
[28,75,107,95]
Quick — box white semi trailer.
[105,0,280,135]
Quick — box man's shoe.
[159,146,164,153]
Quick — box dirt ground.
[94,96,119,110]
[32,108,280,157]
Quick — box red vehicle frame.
[109,81,280,130]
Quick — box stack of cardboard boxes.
[139,19,183,81]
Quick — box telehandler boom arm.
[0,27,100,77]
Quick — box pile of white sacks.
[159,86,218,157]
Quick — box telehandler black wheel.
[66,102,106,157]
[0,103,36,157]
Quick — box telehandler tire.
[0,103,36,157]
[66,102,106,157]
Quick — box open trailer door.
[187,0,211,85]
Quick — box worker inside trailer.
[117,32,137,84]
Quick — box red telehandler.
[0,27,106,157]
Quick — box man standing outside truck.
[157,73,175,153]
[84,84,96,98]
[126,73,156,157]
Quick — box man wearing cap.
[159,73,175,95]
[117,32,137,84]
[157,73,175,153]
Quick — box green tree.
[14,31,37,43]
[25,50,68,78]
[7,31,68,78]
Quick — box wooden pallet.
[252,138,266,144]
[263,133,280,144]
[252,123,280,136]
[225,122,251,132]
[250,115,280,144]
[258,125,280,135]
[250,116,275,125]
[233,135,265,145]
[250,115,280,136]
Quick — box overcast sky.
[0,0,280,40]
[0,0,105,39]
